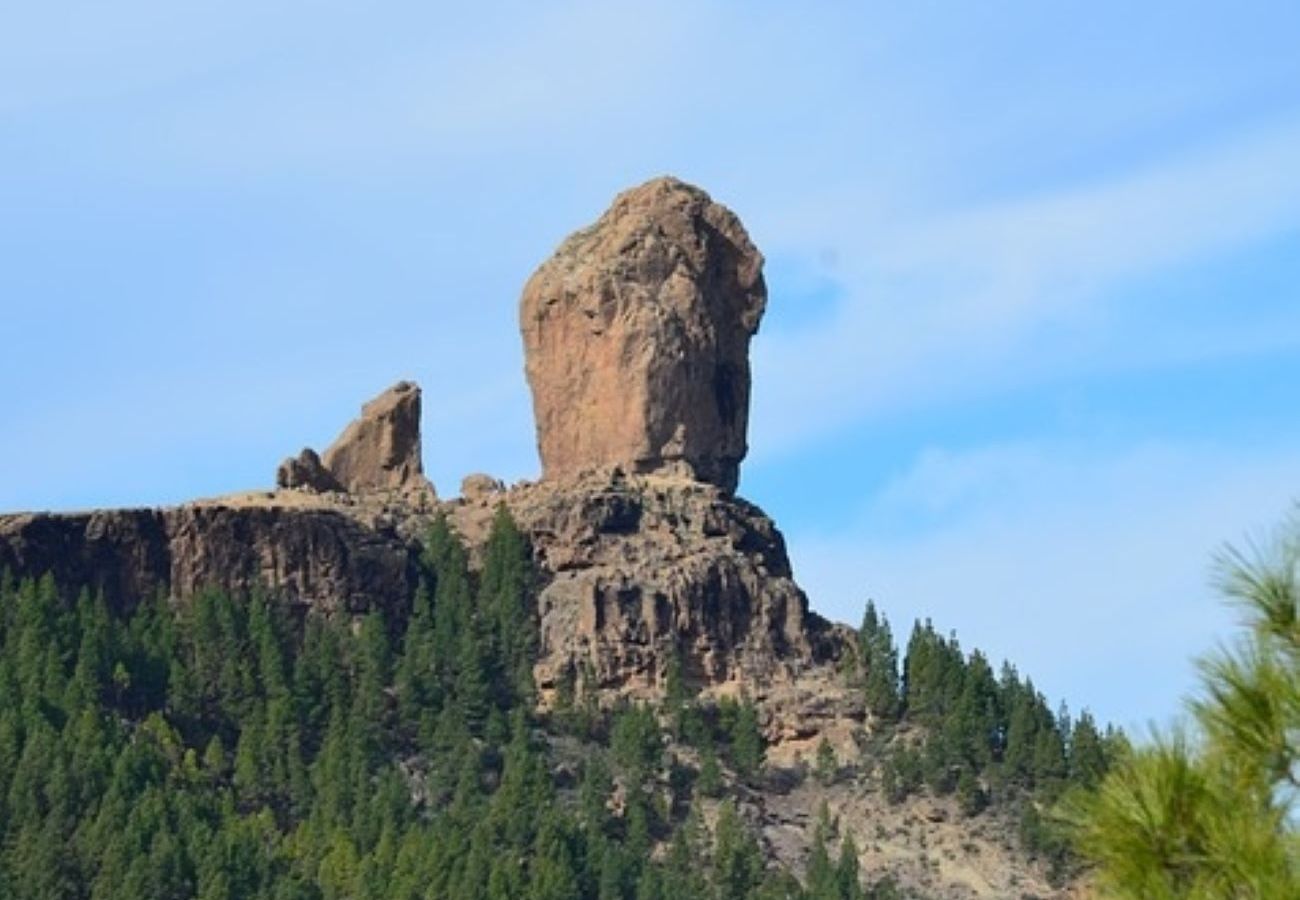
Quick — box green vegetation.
[856,600,1126,879]
[0,500,1132,898]
[0,507,899,900]
[1065,516,1300,897]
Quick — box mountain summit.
[0,179,1091,899]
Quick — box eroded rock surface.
[450,472,844,703]
[520,177,766,493]
[322,381,429,495]
[0,505,416,618]
[459,473,504,502]
[0,468,844,707]
[276,448,342,493]
[276,381,432,497]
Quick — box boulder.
[276,448,342,492]
[520,176,766,494]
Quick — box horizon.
[3,1,1299,734]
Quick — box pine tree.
[697,741,724,798]
[858,601,901,720]
[1067,710,1107,788]
[728,699,765,781]
[478,505,535,706]
[1067,517,1300,896]
[836,833,865,900]
[712,800,764,900]
[804,805,839,900]
[815,737,837,785]
[395,579,439,738]
[611,703,663,783]
[662,812,709,900]
[425,515,474,679]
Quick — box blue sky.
[3,1,1299,730]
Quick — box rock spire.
[277,381,431,496]
[520,176,766,493]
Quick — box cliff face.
[0,504,418,619]
[0,472,844,704]
[452,472,845,701]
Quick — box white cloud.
[750,119,1300,458]
[787,437,1300,729]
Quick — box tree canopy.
[1065,513,1300,897]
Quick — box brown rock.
[460,473,505,501]
[447,473,844,703]
[520,177,767,494]
[0,505,417,618]
[276,448,342,492]
[321,381,430,495]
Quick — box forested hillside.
[0,506,1120,899]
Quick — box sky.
[3,1,1299,731]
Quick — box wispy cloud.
[751,119,1300,457]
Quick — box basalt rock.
[450,472,845,703]
[0,504,417,618]
[520,177,767,494]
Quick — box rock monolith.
[520,177,766,493]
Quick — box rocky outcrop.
[277,381,431,497]
[0,176,1082,900]
[322,381,429,495]
[451,472,843,702]
[0,473,843,708]
[276,448,342,493]
[0,504,417,618]
[460,473,504,502]
[0,177,832,703]
[520,177,767,494]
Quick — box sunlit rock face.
[520,177,766,494]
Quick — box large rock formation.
[520,177,767,494]
[450,472,844,701]
[0,179,823,700]
[276,381,431,496]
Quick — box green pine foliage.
[1064,516,1300,897]
[0,500,1136,899]
[858,602,901,721]
[857,609,1125,878]
[0,509,844,900]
